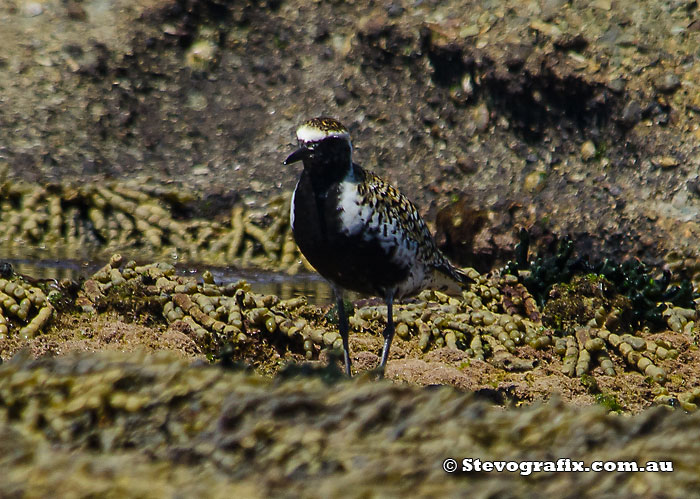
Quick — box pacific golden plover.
[285,117,471,376]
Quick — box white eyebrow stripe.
[296,124,350,143]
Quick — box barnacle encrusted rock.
[532,270,698,383]
[0,272,54,340]
[68,256,548,370]
[0,249,697,404]
[3,181,700,299]
[0,180,307,273]
[2,350,700,496]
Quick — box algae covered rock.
[0,350,698,497]
[0,180,303,272]
[0,249,697,410]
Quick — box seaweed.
[506,229,699,330]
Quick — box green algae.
[509,229,699,332]
[595,393,624,413]
[543,274,629,334]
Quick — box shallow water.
[3,258,333,305]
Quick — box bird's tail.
[430,261,475,296]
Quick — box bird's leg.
[333,286,352,377]
[378,289,396,378]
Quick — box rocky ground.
[2,0,700,265]
[2,0,700,495]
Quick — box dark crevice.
[417,29,633,146]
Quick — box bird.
[284,116,472,377]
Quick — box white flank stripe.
[337,179,366,236]
[290,179,299,230]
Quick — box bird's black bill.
[284,147,311,165]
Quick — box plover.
[285,117,472,376]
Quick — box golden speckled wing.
[351,167,453,268]
[362,171,438,256]
[334,163,471,297]
[361,168,472,290]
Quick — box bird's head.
[284,117,353,173]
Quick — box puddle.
[3,258,333,305]
[196,267,333,305]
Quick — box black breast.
[292,168,409,296]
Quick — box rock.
[654,73,681,94]
[688,176,700,196]
[616,34,637,47]
[670,25,686,36]
[456,157,478,174]
[184,40,218,72]
[65,0,87,20]
[607,78,626,93]
[473,103,490,132]
[23,2,44,17]
[192,165,210,175]
[581,141,596,162]
[529,20,562,38]
[523,170,547,193]
[651,156,679,169]
[434,197,488,266]
[333,86,350,105]
[83,279,104,303]
[600,27,621,45]
[313,21,329,41]
[541,0,568,21]
[620,100,642,127]
[461,74,474,99]
[504,43,533,70]
[386,3,404,18]
[187,92,208,111]
[554,33,589,52]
